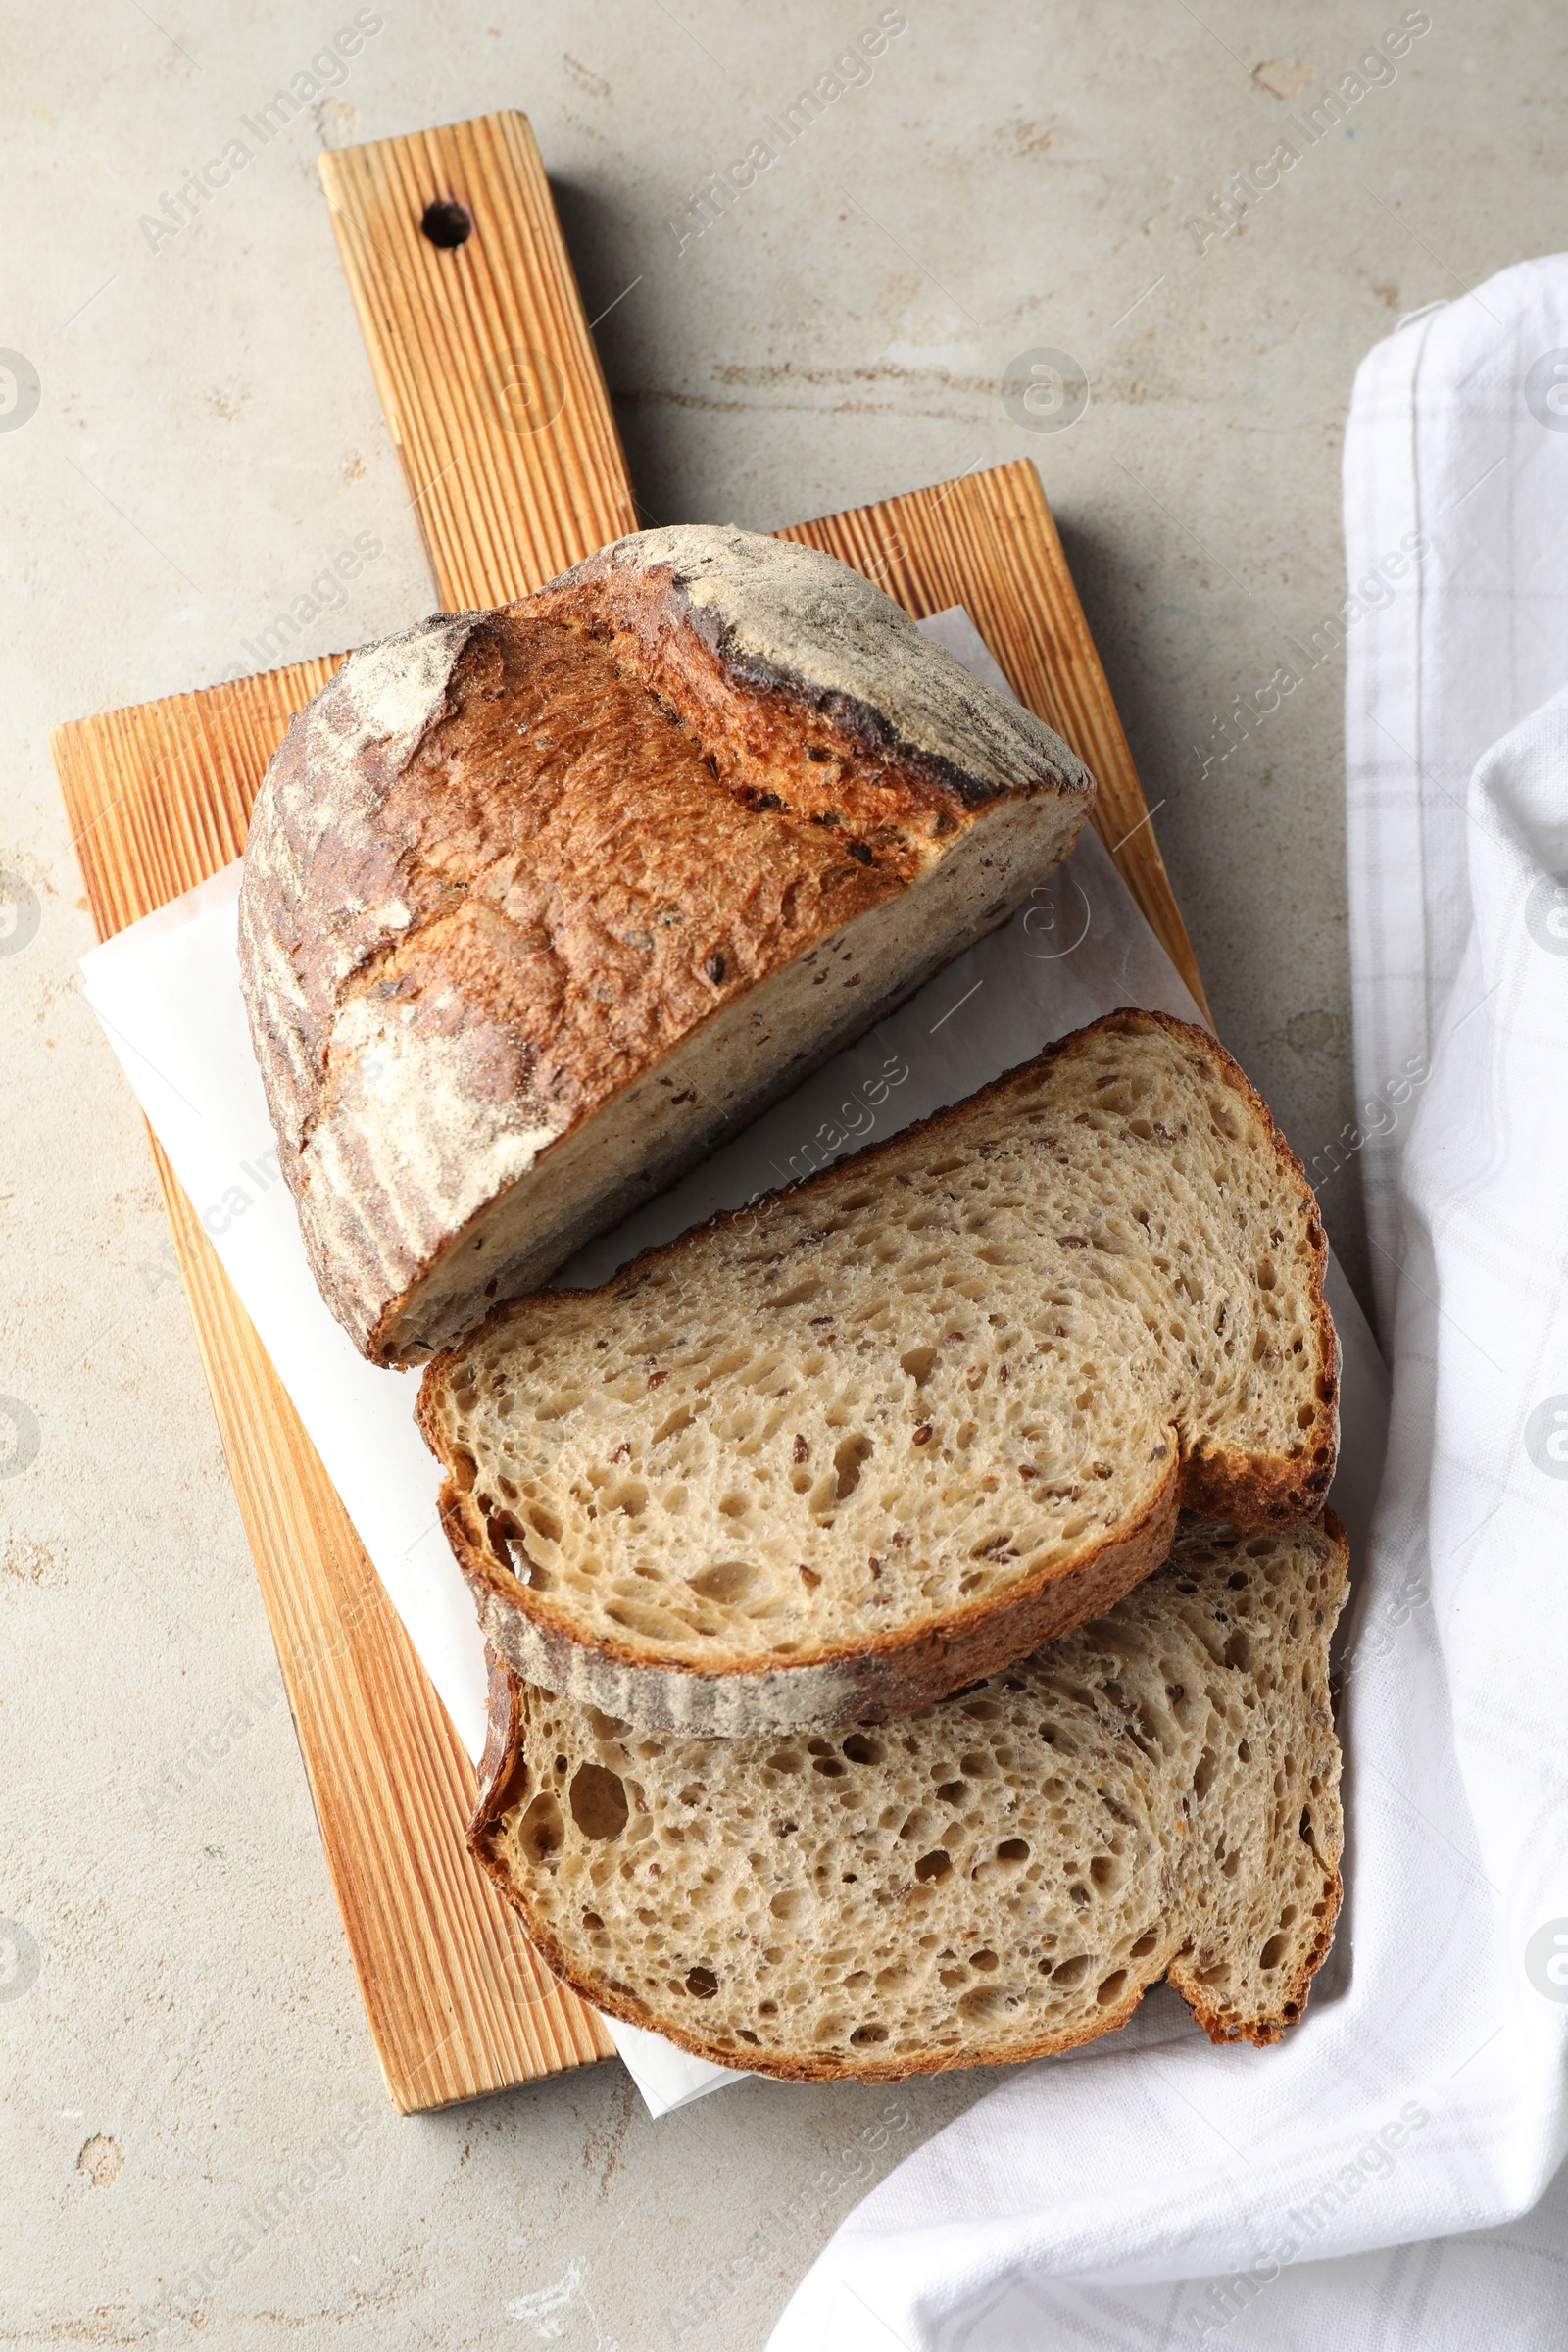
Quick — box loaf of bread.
[419,1011,1338,1735]
[469,1515,1348,2081]
[237,526,1094,1363]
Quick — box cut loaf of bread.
[237,524,1093,1363]
[419,1011,1338,1735]
[470,1515,1349,2082]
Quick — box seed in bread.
[419,1010,1338,1735]
[469,1515,1348,2081]
[237,525,1094,1364]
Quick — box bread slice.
[237,525,1093,1364]
[469,1515,1348,2082]
[418,1011,1338,1735]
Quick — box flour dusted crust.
[526,525,1073,803]
[469,1515,1349,2082]
[420,1012,1340,1736]
[236,527,1094,1363]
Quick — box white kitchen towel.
[767,259,1568,2350]
[89,608,1374,2121]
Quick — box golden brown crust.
[528,542,1029,823]
[238,528,1093,1363]
[242,611,896,1357]
[1172,1874,1344,2049]
[420,1011,1339,1731]
[499,1909,1152,2084]
[473,1642,529,1825]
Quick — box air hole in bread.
[516,1792,564,1867]
[833,1433,873,1500]
[957,1984,1017,2022]
[766,1278,824,1311]
[687,1560,760,1604]
[568,1764,629,1840]
[606,1600,702,1642]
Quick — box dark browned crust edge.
[526,541,1095,815]
[419,1011,1339,1722]
[473,1642,530,1825]
[466,1512,1348,2082]
[439,1461,1181,1729]
[1171,1507,1349,2049]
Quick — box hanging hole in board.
[421,199,473,250]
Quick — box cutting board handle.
[318,110,638,609]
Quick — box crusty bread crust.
[448,1464,1185,1737]
[527,524,1080,810]
[468,1513,1349,2081]
[420,1011,1339,1735]
[237,526,1092,1363]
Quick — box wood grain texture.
[780,461,1209,1023]
[318,112,638,610]
[49,107,1208,2115]
[57,659,341,943]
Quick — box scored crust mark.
[468,1515,1350,2082]
[418,1010,1340,1735]
[237,526,1094,1363]
[525,525,1089,814]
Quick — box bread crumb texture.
[428,1013,1335,1693]
[476,1516,1348,2079]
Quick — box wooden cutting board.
[50,111,1205,2113]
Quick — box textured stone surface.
[5,4,1565,2345]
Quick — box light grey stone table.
[5,5,1566,2345]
